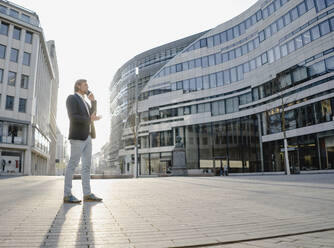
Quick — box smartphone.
[86,90,92,96]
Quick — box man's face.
[79,82,89,94]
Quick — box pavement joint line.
[169,227,334,248]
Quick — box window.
[290,8,299,21]
[211,101,219,116]
[295,35,303,49]
[261,52,268,64]
[222,52,228,62]
[242,44,248,55]
[196,77,203,90]
[325,55,334,71]
[302,30,311,44]
[220,32,227,43]
[21,14,30,23]
[309,60,326,76]
[176,81,183,90]
[25,31,33,44]
[0,22,9,36]
[189,60,195,69]
[216,71,223,86]
[271,22,278,34]
[274,45,281,60]
[330,17,334,31]
[283,12,291,26]
[170,65,176,74]
[182,61,188,71]
[0,68,3,83]
[214,34,220,46]
[298,2,307,16]
[228,50,235,60]
[5,95,14,110]
[263,7,269,19]
[281,44,288,57]
[210,73,217,88]
[259,31,265,42]
[9,9,19,18]
[230,67,237,83]
[239,22,246,35]
[207,36,214,48]
[256,56,262,67]
[18,98,26,113]
[306,0,315,9]
[327,0,334,6]
[8,71,16,86]
[250,59,256,71]
[256,10,262,21]
[0,44,5,58]
[277,18,284,30]
[195,58,201,68]
[314,0,327,12]
[201,56,208,68]
[239,92,252,105]
[268,49,275,63]
[287,39,295,54]
[254,37,260,48]
[197,103,205,113]
[176,63,182,72]
[310,25,320,40]
[268,3,275,15]
[248,40,254,51]
[200,38,207,48]
[264,26,271,39]
[10,48,18,62]
[215,53,222,64]
[235,47,242,57]
[183,79,189,92]
[292,67,307,83]
[21,74,29,89]
[13,27,21,40]
[227,28,233,40]
[243,62,250,73]
[208,54,215,66]
[319,20,330,36]
[226,97,238,113]
[237,65,244,81]
[246,18,252,29]
[0,5,7,14]
[203,75,210,89]
[233,26,240,37]
[223,70,230,84]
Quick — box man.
[63,79,102,203]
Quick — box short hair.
[74,79,87,92]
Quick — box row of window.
[143,54,334,122]
[156,0,320,79]
[0,5,36,26]
[0,69,29,89]
[143,17,334,100]
[0,94,26,112]
[0,44,31,65]
[0,22,33,43]
[183,0,291,53]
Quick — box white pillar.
[284,138,290,175]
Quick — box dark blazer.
[66,93,96,140]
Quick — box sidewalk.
[0,174,333,247]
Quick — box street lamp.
[134,67,139,178]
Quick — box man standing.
[63,79,102,203]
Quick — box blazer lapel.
[74,94,89,117]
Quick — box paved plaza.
[0,174,333,248]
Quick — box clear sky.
[12,0,257,154]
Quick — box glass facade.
[0,121,28,145]
[114,0,334,175]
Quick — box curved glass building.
[109,32,207,174]
[114,0,334,175]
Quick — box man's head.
[74,79,88,95]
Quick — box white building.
[0,0,58,175]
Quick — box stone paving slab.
[0,174,333,247]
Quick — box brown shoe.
[83,193,102,202]
[63,195,82,204]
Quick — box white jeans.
[64,135,92,197]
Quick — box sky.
[13,0,257,154]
